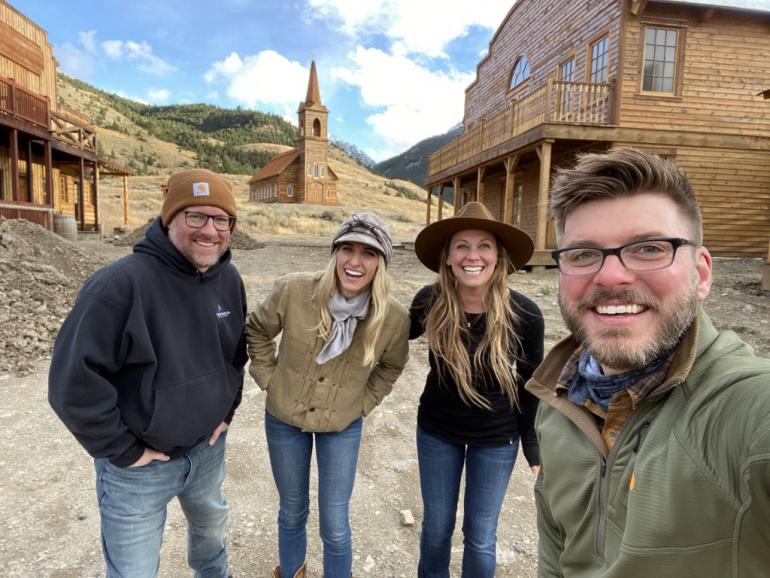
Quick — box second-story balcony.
[0,75,50,128]
[428,78,615,180]
[0,75,96,155]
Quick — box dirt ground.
[1,236,769,578]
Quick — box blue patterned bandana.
[567,350,668,411]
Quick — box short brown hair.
[550,148,703,244]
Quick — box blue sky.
[10,0,515,162]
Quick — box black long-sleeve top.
[409,283,544,466]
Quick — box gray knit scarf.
[315,290,371,364]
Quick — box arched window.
[510,56,530,90]
[307,162,312,176]
[313,118,321,137]
[287,184,294,197]
[313,162,319,178]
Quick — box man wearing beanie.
[49,168,247,577]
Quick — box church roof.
[248,148,300,183]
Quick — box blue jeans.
[265,410,363,578]
[94,434,228,578]
[416,426,518,578]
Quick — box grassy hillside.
[56,75,448,238]
[375,125,462,187]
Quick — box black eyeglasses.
[184,210,235,231]
[551,237,696,276]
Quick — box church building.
[248,60,338,205]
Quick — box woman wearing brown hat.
[410,202,544,578]
[245,213,409,578]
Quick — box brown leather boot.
[271,562,306,578]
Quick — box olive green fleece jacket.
[246,271,409,432]
[526,309,770,578]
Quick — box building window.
[509,56,530,90]
[313,162,319,178]
[313,118,321,137]
[643,26,678,93]
[560,58,575,82]
[589,35,609,83]
[307,162,312,176]
[287,184,294,197]
[320,165,325,177]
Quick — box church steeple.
[305,60,322,106]
[298,59,328,142]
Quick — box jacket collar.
[525,307,715,457]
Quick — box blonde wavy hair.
[313,249,390,367]
[424,239,522,409]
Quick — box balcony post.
[503,154,519,224]
[437,182,444,220]
[477,166,486,203]
[426,185,432,224]
[10,128,19,202]
[453,176,461,213]
[535,140,554,251]
[545,76,553,122]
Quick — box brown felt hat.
[161,169,237,227]
[415,201,534,272]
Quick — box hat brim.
[415,217,534,273]
[333,232,386,257]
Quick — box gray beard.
[559,281,698,372]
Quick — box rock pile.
[0,217,107,375]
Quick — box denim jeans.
[265,410,363,578]
[416,426,518,578]
[94,434,229,578]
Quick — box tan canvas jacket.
[246,271,409,432]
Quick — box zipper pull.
[633,422,652,453]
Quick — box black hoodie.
[49,218,247,467]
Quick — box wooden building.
[249,60,339,205]
[425,0,770,264]
[0,0,107,233]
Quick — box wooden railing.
[428,78,614,178]
[0,75,50,128]
[51,110,97,153]
[0,202,53,228]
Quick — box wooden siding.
[620,5,770,137]
[464,0,622,129]
[0,2,57,101]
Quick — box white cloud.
[147,88,171,102]
[332,46,472,161]
[100,39,174,76]
[79,30,97,53]
[204,50,308,117]
[307,0,513,57]
[56,42,95,81]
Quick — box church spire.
[305,60,322,106]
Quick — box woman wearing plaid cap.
[410,202,544,578]
[246,213,409,578]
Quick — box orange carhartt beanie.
[161,169,237,227]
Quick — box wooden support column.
[123,175,129,226]
[476,166,486,203]
[44,140,53,207]
[426,185,432,224]
[10,128,19,202]
[762,234,770,291]
[78,157,85,231]
[25,140,33,202]
[453,176,461,213]
[93,161,99,232]
[535,140,553,250]
[437,182,444,220]
[503,154,519,224]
